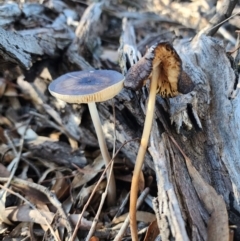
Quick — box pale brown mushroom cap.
[153,42,182,97]
[49,70,124,103]
[124,42,195,98]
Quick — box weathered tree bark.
[111,33,239,240]
[109,1,239,239]
[153,33,238,241]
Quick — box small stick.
[112,192,130,223]
[129,68,159,241]
[200,1,238,36]
[114,187,150,241]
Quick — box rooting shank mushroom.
[124,42,194,241]
[49,69,124,206]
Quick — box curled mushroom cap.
[49,70,124,103]
[124,42,194,98]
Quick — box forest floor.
[0,0,239,241]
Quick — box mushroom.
[48,69,124,206]
[124,42,194,241]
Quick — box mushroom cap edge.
[49,70,125,103]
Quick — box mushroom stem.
[88,102,116,206]
[130,68,159,241]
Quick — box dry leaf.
[17,75,43,106]
[68,136,79,150]
[27,136,87,168]
[33,76,49,97]
[51,171,70,200]
[3,205,94,229]
[0,116,12,127]
[4,84,18,96]
[78,181,106,208]
[72,155,105,188]
[143,219,159,241]
[0,192,13,225]
[9,222,29,238]
[43,103,62,125]
[8,96,21,110]
[12,181,49,205]
[0,169,12,225]
[0,144,14,162]
[0,163,11,178]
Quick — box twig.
[4,131,18,155]
[112,192,130,223]
[200,0,238,36]
[0,184,60,241]
[113,187,150,241]
[21,155,41,178]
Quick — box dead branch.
[201,0,238,36]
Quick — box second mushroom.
[124,42,194,241]
[49,69,124,206]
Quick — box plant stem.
[129,68,159,241]
[88,102,116,206]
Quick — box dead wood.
[27,137,87,168]
[201,0,238,36]
[0,0,240,241]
